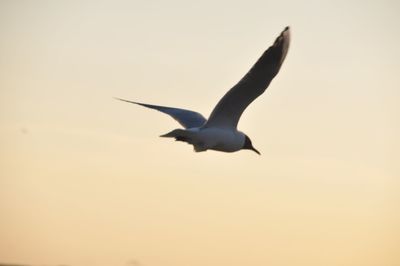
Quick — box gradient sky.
[0,1,399,266]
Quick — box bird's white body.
[163,127,246,153]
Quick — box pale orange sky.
[0,1,399,266]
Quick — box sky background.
[0,1,399,266]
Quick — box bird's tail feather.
[160,129,185,138]
[160,129,207,152]
[160,129,194,144]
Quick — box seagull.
[117,26,290,155]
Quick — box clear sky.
[0,1,399,266]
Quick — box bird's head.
[242,135,261,155]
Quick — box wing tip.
[114,97,143,106]
[275,26,290,45]
[283,26,290,40]
[114,97,125,102]
[274,26,290,64]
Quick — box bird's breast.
[195,128,245,152]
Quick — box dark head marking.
[242,135,261,155]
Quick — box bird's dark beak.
[251,146,261,155]
[243,135,261,155]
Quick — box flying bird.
[117,26,290,155]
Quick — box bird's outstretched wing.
[205,26,290,129]
[115,98,207,129]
